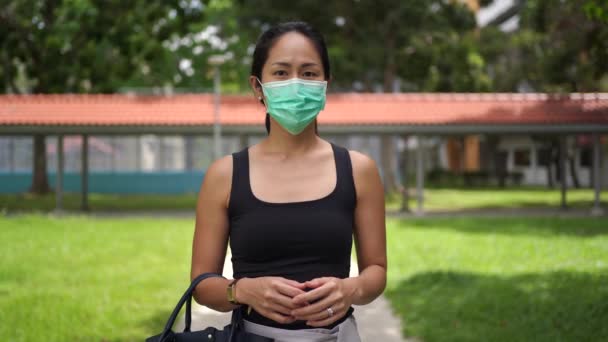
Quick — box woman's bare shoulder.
[198,154,233,207]
[347,150,382,197]
[348,150,379,176]
[205,155,233,182]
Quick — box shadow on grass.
[0,193,198,213]
[420,203,605,211]
[386,271,608,342]
[391,216,608,237]
[126,309,174,342]
[392,200,606,211]
[385,188,607,212]
[69,308,173,342]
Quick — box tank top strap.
[228,147,255,217]
[330,143,357,209]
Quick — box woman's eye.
[303,71,317,78]
[273,70,287,76]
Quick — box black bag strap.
[159,273,225,340]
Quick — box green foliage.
[2,0,606,93]
[236,0,483,92]
[492,0,608,92]
[1,0,205,93]
[584,0,608,23]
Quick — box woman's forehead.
[266,32,322,65]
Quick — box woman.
[191,21,386,341]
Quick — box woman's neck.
[261,122,320,156]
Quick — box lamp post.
[208,54,226,160]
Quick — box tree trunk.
[29,134,51,194]
[383,30,396,92]
[548,141,560,188]
[381,135,397,194]
[554,142,563,185]
[383,54,396,92]
[547,162,554,188]
[497,151,508,188]
[485,135,500,185]
[568,152,580,188]
[399,135,410,212]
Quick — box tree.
[234,0,488,92]
[481,0,608,92]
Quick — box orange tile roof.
[1,93,607,126]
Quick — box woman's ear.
[249,75,263,101]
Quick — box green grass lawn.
[0,214,195,342]
[1,214,607,341]
[385,216,608,342]
[1,187,604,213]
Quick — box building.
[1,93,606,212]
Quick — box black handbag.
[146,273,273,342]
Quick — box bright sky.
[476,0,519,31]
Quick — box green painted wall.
[0,171,205,194]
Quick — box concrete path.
[174,256,406,342]
[388,206,607,218]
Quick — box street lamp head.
[207,54,227,66]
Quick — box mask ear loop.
[256,77,268,108]
[255,77,263,100]
[256,77,272,135]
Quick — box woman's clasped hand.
[236,276,358,327]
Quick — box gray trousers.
[242,315,361,342]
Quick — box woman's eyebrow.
[271,62,291,67]
[270,62,319,67]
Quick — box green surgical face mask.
[258,77,327,135]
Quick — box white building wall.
[498,135,601,187]
[438,141,449,170]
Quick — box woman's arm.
[191,155,238,312]
[347,150,387,304]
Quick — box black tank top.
[228,142,356,329]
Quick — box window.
[513,149,530,167]
[580,147,592,168]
